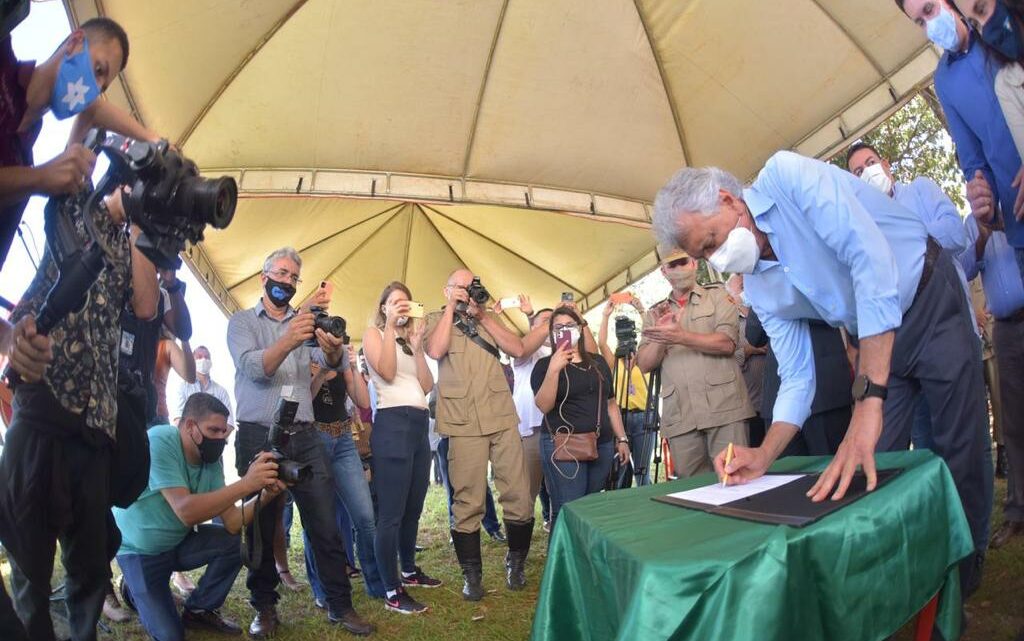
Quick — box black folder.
[651,469,902,527]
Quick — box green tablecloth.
[531,450,973,641]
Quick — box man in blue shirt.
[114,393,284,641]
[226,246,373,637]
[897,0,1024,283]
[960,214,1024,548]
[846,141,974,450]
[652,150,990,597]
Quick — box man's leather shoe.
[249,606,279,638]
[991,520,1024,549]
[182,608,242,635]
[329,608,375,636]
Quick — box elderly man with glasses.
[226,247,373,637]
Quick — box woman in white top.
[362,281,437,615]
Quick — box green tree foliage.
[829,90,966,210]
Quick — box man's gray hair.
[262,247,302,274]
[651,167,744,249]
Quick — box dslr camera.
[614,315,638,358]
[456,277,491,315]
[304,306,349,347]
[264,399,312,484]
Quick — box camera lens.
[183,175,237,229]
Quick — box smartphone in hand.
[555,327,573,351]
[407,301,425,318]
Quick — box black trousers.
[875,252,991,596]
[780,405,851,457]
[0,384,112,641]
[234,421,353,614]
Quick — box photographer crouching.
[113,393,284,641]
[0,187,158,641]
[226,247,373,637]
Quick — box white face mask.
[926,4,960,51]
[708,225,759,274]
[568,327,581,347]
[859,163,893,196]
[195,358,212,376]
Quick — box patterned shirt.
[11,195,131,440]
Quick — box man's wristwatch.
[615,436,629,445]
[851,374,888,402]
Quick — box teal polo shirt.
[113,424,226,556]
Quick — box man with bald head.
[425,269,545,601]
[651,151,990,597]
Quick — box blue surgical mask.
[51,37,101,120]
[926,4,961,51]
[981,1,1023,61]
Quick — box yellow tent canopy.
[64,0,934,339]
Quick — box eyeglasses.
[666,257,691,269]
[553,323,579,332]
[395,336,413,356]
[266,268,302,285]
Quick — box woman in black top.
[531,307,630,527]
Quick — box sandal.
[278,569,306,591]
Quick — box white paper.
[665,475,806,507]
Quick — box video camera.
[264,399,312,484]
[455,277,491,315]
[304,306,349,347]
[31,129,237,336]
[91,129,237,270]
[614,315,638,358]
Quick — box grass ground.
[6,478,1023,640]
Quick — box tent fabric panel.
[465,0,685,201]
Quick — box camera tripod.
[611,350,662,489]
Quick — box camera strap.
[239,492,264,571]
[454,315,501,360]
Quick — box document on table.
[665,475,807,507]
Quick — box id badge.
[120,330,135,356]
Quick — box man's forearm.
[479,313,524,357]
[130,231,160,321]
[221,492,266,534]
[635,342,665,373]
[172,481,251,527]
[75,100,159,144]
[761,421,800,463]
[262,336,294,377]
[426,309,454,360]
[0,166,41,207]
[856,331,894,385]
[680,331,736,356]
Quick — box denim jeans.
[436,436,501,533]
[235,422,353,613]
[371,407,431,591]
[304,430,385,598]
[616,410,655,487]
[539,432,614,527]
[117,525,241,641]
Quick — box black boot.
[504,519,534,591]
[997,445,1008,480]
[451,530,484,601]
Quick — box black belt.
[913,236,942,303]
[998,307,1024,323]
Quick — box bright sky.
[0,1,238,423]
